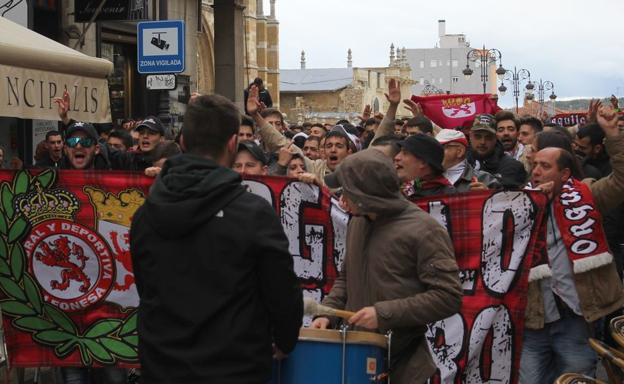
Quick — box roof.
[0,16,112,78]
[280,68,354,92]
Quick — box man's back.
[130,154,302,384]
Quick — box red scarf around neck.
[529,178,613,281]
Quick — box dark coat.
[453,160,502,193]
[468,142,527,188]
[130,154,302,384]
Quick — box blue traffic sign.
[137,20,185,74]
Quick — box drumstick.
[303,297,356,320]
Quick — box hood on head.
[143,154,244,238]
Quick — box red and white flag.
[411,94,501,129]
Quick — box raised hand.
[277,144,295,167]
[358,104,372,122]
[403,98,423,117]
[54,89,71,124]
[246,85,263,116]
[610,94,619,110]
[586,99,602,123]
[597,105,619,138]
[384,78,401,106]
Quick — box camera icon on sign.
[151,37,169,50]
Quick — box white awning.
[0,17,113,123]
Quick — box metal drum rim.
[299,328,387,349]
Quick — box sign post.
[137,20,185,74]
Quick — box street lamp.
[498,67,533,113]
[462,45,505,94]
[535,79,556,116]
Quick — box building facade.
[405,20,498,96]
[199,0,280,107]
[280,50,414,124]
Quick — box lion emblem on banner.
[441,97,477,119]
[35,236,90,293]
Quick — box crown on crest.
[84,187,145,227]
[15,183,80,226]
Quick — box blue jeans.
[519,314,597,383]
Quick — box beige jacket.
[256,122,331,184]
[525,134,624,329]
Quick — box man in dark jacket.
[435,129,501,192]
[311,149,462,384]
[467,114,527,188]
[394,133,457,198]
[35,130,64,168]
[130,94,302,384]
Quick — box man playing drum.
[311,148,462,384]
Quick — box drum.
[272,328,387,384]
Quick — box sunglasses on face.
[65,137,96,148]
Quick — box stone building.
[198,0,280,107]
[280,50,414,125]
[405,20,498,96]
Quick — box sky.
[272,0,624,108]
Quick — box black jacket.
[34,154,63,168]
[109,149,153,171]
[130,154,302,384]
[468,142,527,188]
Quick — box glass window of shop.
[101,42,132,126]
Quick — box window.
[419,61,424,68]
[431,78,435,84]
[419,77,424,84]
[438,60,443,66]
[447,60,451,66]
[452,60,458,67]
[439,78,443,84]
[430,60,437,68]
[452,76,459,83]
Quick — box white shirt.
[444,160,466,185]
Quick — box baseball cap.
[66,121,98,141]
[135,116,165,135]
[436,129,468,147]
[330,125,361,152]
[471,114,496,134]
[397,134,445,174]
[238,140,268,165]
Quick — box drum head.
[299,328,387,349]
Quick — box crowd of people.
[6,76,624,384]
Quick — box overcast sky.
[273,0,624,107]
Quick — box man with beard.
[130,94,302,384]
[60,122,109,170]
[495,110,524,160]
[520,106,624,383]
[574,123,611,178]
[468,114,527,188]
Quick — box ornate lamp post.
[462,45,506,94]
[497,67,533,113]
[534,79,556,116]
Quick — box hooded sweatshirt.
[130,154,302,384]
[323,149,462,384]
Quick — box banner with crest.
[411,94,501,129]
[0,170,548,384]
[0,169,151,367]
